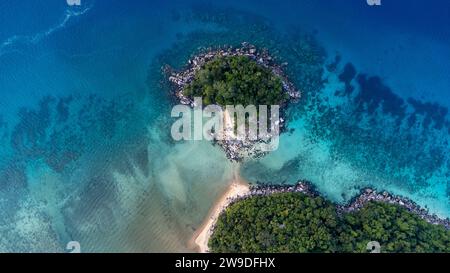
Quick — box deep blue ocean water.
[0,0,449,252]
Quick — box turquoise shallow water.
[241,69,450,218]
[0,0,449,252]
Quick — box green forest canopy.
[183,55,288,106]
[209,192,450,253]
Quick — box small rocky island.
[167,43,300,160]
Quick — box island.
[207,182,450,253]
[167,43,300,160]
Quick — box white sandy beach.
[191,174,250,253]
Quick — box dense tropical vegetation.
[183,56,288,106]
[209,192,450,253]
[337,202,449,253]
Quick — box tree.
[183,56,288,107]
[209,192,450,253]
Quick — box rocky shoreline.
[165,42,300,161]
[223,181,450,230]
[167,42,300,106]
